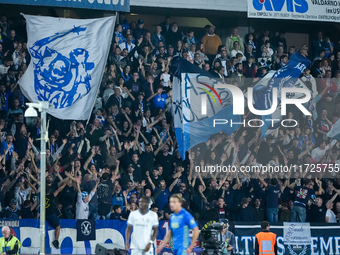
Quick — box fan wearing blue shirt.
[156,194,199,255]
[148,85,172,110]
[258,176,280,222]
[114,24,125,44]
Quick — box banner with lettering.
[0,0,129,12]
[248,0,340,22]
[171,57,241,159]
[2,220,340,254]
[235,222,340,255]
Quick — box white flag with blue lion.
[19,14,115,120]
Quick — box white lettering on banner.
[240,236,252,255]
[335,237,340,255]
[20,227,40,254]
[237,234,340,255]
[0,220,19,227]
[236,224,340,255]
[19,227,125,254]
[311,237,319,255]
[87,0,124,5]
[277,237,285,254]
[320,237,333,255]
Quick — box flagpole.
[40,104,47,255]
[24,102,49,255]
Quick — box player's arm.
[144,225,158,252]
[156,229,172,254]
[186,226,199,254]
[125,224,132,251]
[185,212,199,255]
[151,226,158,242]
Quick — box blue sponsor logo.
[252,0,308,13]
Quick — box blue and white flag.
[251,52,311,138]
[172,58,241,159]
[19,14,115,120]
[327,119,340,141]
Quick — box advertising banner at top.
[0,0,129,12]
[247,0,340,22]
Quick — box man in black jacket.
[105,87,126,110]
[199,203,219,222]
[159,16,171,36]
[238,198,257,221]
[133,19,148,41]
[120,164,142,190]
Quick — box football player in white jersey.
[126,196,159,255]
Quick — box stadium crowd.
[0,12,339,247]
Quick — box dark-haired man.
[273,54,289,70]
[311,196,326,222]
[133,19,148,41]
[290,179,323,222]
[230,62,245,89]
[272,30,287,52]
[258,176,280,222]
[97,172,115,219]
[255,221,277,255]
[46,179,67,249]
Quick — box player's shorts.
[46,213,60,229]
[173,248,186,255]
[131,248,154,255]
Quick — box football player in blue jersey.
[156,194,199,255]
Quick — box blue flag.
[76,219,96,241]
[327,118,340,141]
[171,58,241,159]
[252,52,311,138]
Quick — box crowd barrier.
[1,220,339,254]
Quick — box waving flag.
[19,14,115,120]
[251,52,311,138]
[327,119,340,141]
[171,58,241,159]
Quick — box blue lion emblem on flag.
[29,26,94,109]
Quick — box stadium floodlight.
[24,101,50,255]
